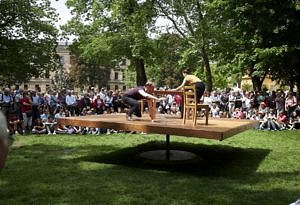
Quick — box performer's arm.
[173,78,187,91]
[138,90,159,100]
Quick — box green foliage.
[242,83,252,92]
[213,0,300,91]
[68,44,111,89]
[154,0,214,91]
[0,0,59,85]
[146,34,184,88]
[63,0,156,86]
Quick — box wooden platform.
[57,114,258,141]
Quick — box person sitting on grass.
[288,111,300,130]
[44,116,57,135]
[262,109,279,131]
[276,111,288,130]
[31,118,47,134]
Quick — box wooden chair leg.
[183,107,186,124]
[193,108,197,126]
[205,107,209,125]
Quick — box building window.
[45,70,50,78]
[123,85,126,91]
[120,59,126,66]
[115,85,118,90]
[35,85,41,92]
[114,72,119,80]
[60,56,64,64]
[24,84,28,90]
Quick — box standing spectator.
[104,91,113,113]
[49,91,58,116]
[20,91,33,132]
[0,88,14,122]
[257,91,265,105]
[285,92,297,118]
[203,91,212,107]
[275,91,285,116]
[99,88,107,101]
[220,91,229,113]
[65,91,77,116]
[235,90,243,109]
[79,93,91,113]
[30,90,40,127]
[242,91,251,112]
[228,90,236,117]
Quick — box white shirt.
[65,95,76,106]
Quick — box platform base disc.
[139,149,197,163]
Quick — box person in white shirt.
[65,91,77,116]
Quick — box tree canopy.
[62,0,299,92]
[0,0,60,86]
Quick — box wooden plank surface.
[57,114,258,141]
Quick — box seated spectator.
[93,95,105,114]
[262,109,279,130]
[233,108,245,119]
[288,111,300,130]
[210,103,220,118]
[8,107,23,135]
[276,111,288,129]
[31,118,47,134]
[44,116,57,135]
[40,109,50,123]
[258,102,269,115]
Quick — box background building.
[20,42,127,93]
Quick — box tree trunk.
[134,57,147,86]
[296,81,300,96]
[251,76,264,91]
[200,46,212,92]
[289,73,294,92]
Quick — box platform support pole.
[166,134,170,160]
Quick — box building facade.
[20,42,127,93]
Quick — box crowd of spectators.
[0,86,299,136]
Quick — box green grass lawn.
[0,129,299,205]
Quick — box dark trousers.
[122,95,142,117]
[195,82,206,103]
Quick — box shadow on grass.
[2,142,299,205]
[82,140,271,178]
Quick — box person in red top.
[276,111,288,129]
[20,91,32,131]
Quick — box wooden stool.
[182,85,209,126]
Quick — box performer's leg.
[195,82,206,103]
[122,96,141,117]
